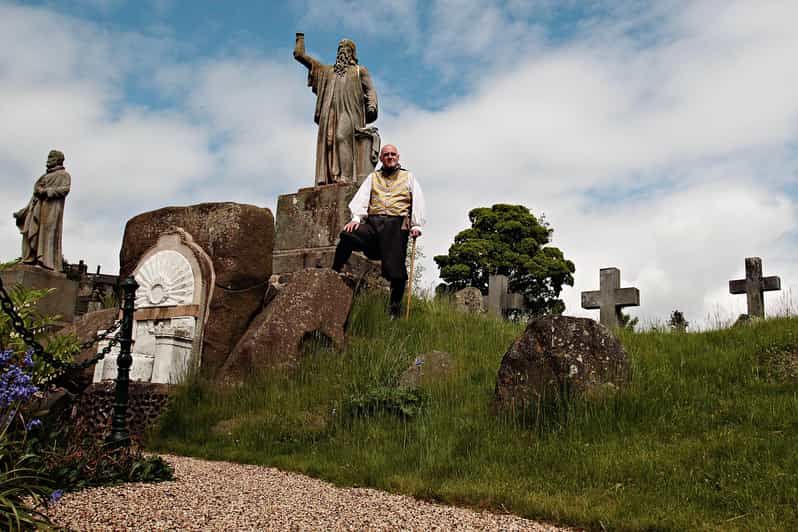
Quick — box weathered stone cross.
[728,257,781,318]
[581,267,640,329]
[485,274,526,317]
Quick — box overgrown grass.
[150,293,798,531]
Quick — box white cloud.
[2,0,798,330]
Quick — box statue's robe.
[15,167,71,271]
[307,61,378,185]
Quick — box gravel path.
[44,454,570,531]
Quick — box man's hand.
[344,221,360,232]
[410,228,421,238]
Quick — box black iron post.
[107,276,138,448]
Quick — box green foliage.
[151,294,798,531]
[434,204,575,315]
[0,283,78,384]
[39,437,173,491]
[669,309,689,332]
[0,444,51,531]
[619,310,639,331]
[346,386,428,418]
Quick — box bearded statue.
[13,150,71,271]
[294,33,380,186]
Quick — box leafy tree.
[668,310,689,332]
[619,311,639,332]
[434,204,575,315]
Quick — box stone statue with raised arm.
[13,150,71,271]
[293,33,380,186]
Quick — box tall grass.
[151,293,798,531]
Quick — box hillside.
[151,294,798,531]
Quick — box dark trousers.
[332,215,409,314]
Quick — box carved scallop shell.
[134,250,195,308]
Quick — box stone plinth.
[0,264,79,323]
[273,183,377,277]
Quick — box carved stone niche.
[93,231,214,384]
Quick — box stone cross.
[485,274,526,317]
[728,257,781,318]
[581,267,640,329]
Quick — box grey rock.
[453,287,486,314]
[494,315,631,411]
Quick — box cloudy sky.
[2,0,797,329]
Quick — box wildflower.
[47,489,64,506]
[25,418,42,431]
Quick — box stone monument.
[581,267,640,329]
[0,150,78,323]
[728,257,781,319]
[14,150,71,271]
[273,33,381,276]
[293,32,379,186]
[91,203,274,384]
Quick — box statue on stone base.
[293,33,380,186]
[13,150,71,271]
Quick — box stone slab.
[0,264,79,323]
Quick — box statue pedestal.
[0,264,79,323]
[273,183,378,277]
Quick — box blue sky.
[2,0,798,328]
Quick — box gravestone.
[105,202,273,381]
[729,257,781,319]
[453,287,486,313]
[94,231,213,384]
[484,274,526,317]
[581,267,639,329]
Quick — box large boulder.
[219,268,353,380]
[494,315,630,410]
[120,202,274,376]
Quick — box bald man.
[332,144,427,318]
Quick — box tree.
[434,204,575,315]
[668,310,689,332]
[619,310,639,332]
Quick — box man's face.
[380,146,400,169]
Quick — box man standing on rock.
[332,144,426,318]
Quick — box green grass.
[149,293,798,531]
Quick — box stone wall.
[75,381,173,441]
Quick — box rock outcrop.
[219,269,353,380]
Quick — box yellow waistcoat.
[368,169,412,216]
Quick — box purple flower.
[25,418,41,431]
[47,489,64,506]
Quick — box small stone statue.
[13,150,71,271]
[293,33,380,186]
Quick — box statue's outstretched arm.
[293,32,318,70]
[360,66,378,123]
